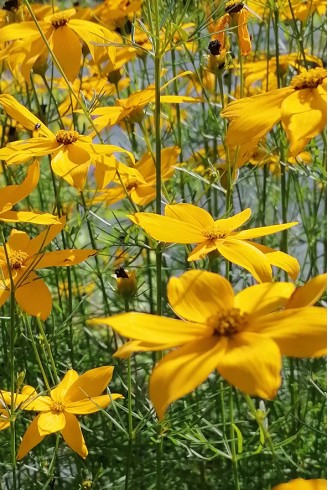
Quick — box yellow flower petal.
[272,479,327,490]
[255,307,327,357]
[32,249,96,270]
[221,87,293,147]
[65,394,123,414]
[149,336,224,419]
[165,203,213,229]
[234,282,295,315]
[25,217,66,256]
[61,412,88,458]
[233,221,298,239]
[0,95,53,139]
[15,272,52,320]
[168,270,234,323]
[17,415,45,460]
[114,340,173,358]
[187,240,218,261]
[129,213,206,243]
[214,208,251,230]
[52,25,81,82]
[89,313,210,346]
[218,239,272,282]
[281,87,327,155]
[50,370,79,403]
[0,211,60,225]
[38,411,66,435]
[217,332,282,399]
[65,366,115,402]
[286,273,327,308]
[246,242,300,281]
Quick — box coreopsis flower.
[0,217,97,319]
[88,73,201,133]
[90,270,326,419]
[91,146,179,206]
[221,67,327,160]
[0,94,137,190]
[210,1,251,56]
[0,8,120,82]
[0,159,59,225]
[129,203,299,282]
[2,366,123,459]
[240,52,323,94]
[273,479,327,490]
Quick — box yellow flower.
[91,146,179,206]
[0,217,96,319]
[210,1,251,56]
[272,479,327,490]
[88,72,201,133]
[0,160,59,225]
[0,94,136,190]
[90,270,327,419]
[129,203,299,282]
[2,366,123,459]
[221,67,327,160]
[0,8,119,82]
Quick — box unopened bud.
[115,267,137,298]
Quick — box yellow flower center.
[51,401,65,413]
[9,250,28,270]
[208,308,249,337]
[225,1,244,14]
[203,224,231,240]
[291,67,327,90]
[49,12,72,28]
[56,130,79,145]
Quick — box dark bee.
[115,267,129,279]
[34,123,41,130]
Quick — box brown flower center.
[225,1,244,14]
[203,224,230,240]
[208,308,249,337]
[291,67,327,90]
[49,12,72,28]
[9,250,28,270]
[56,130,79,145]
[126,181,138,191]
[51,401,65,413]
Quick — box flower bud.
[115,267,137,298]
